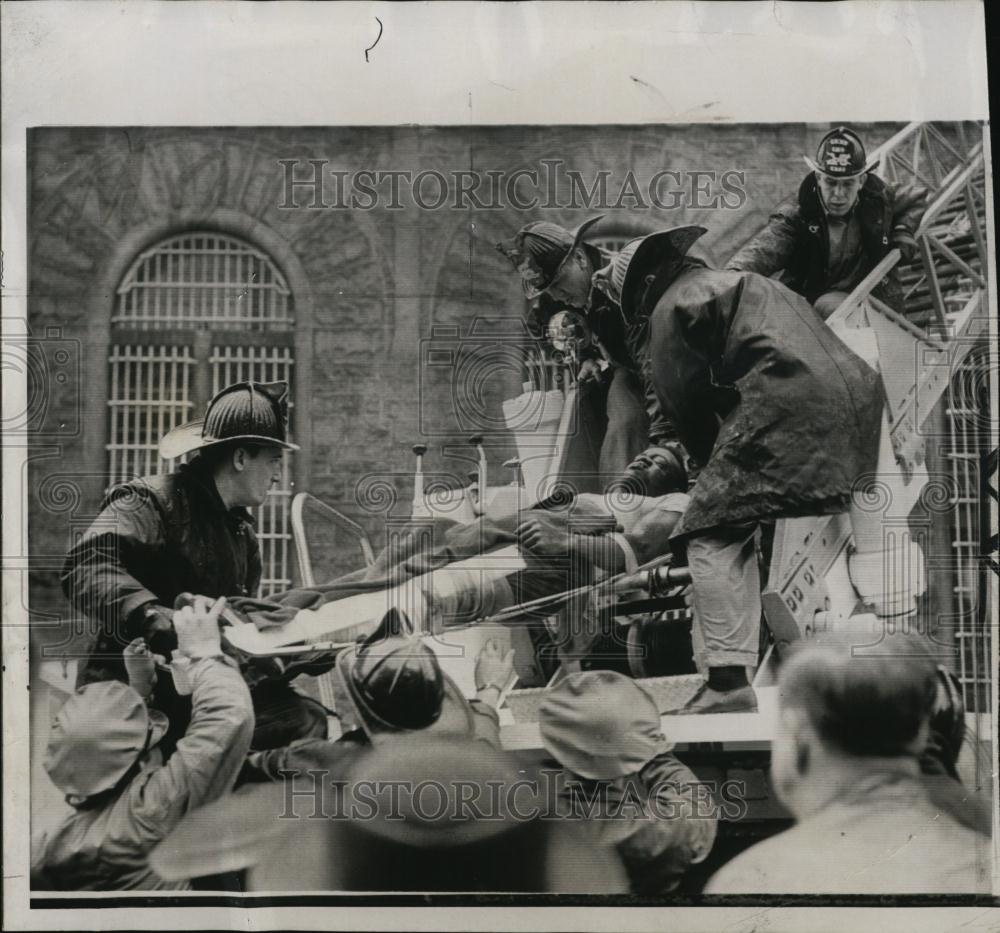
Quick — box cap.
[496,216,605,299]
[804,126,878,178]
[159,380,299,460]
[539,670,668,780]
[44,680,169,799]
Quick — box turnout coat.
[61,455,261,688]
[726,173,928,312]
[60,455,333,753]
[629,260,884,539]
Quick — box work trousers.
[687,524,761,670]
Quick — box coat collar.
[179,457,256,528]
[582,242,615,313]
[634,256,707,323]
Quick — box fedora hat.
[539,670,668,780]
[159,380,299,460]
[44,680,170,800]
[149,741,526,870]
[150,739,628,893]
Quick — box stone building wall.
[25,121,904,645]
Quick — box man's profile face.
[816,172,865,217]
[236,447,283,507]
[544,249,593,308]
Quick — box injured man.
[217,444,691,678]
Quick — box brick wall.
[25,121,905,644]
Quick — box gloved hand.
[890,226,919,263]
[127,603,177,660]
[122,637,164,699]
[173,594,227,661]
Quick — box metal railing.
[832,122,992,713]
[290,492,376,588]
[868,122,987,335]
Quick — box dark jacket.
[726,173,928,311]
[242,696,502,783]
[635,263,884,539]
[62,456,261,687]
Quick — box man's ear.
[779,705,812,775]
[785,707,815,777]
[857,172,868,187]
[230,447,248,472]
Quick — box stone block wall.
[24,121,904,646]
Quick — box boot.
[671,682,758,715]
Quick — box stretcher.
[221,544,529,656]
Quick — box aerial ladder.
[757,123,992,688]
[496,121,995,755]
[253,123,993,764]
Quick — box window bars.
[107,345,194,483]
[108,232,295,597]
[210,344,295,595]
[114,232,292,332]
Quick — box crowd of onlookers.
[32,595,991,894]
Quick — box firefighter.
[241,632,513,781]
[496,217,672,488]
[538,670,716,893]
[593,228,884,713]
[61,380,329,751]
[726,125,928,318]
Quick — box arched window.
[108,231,295,596]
